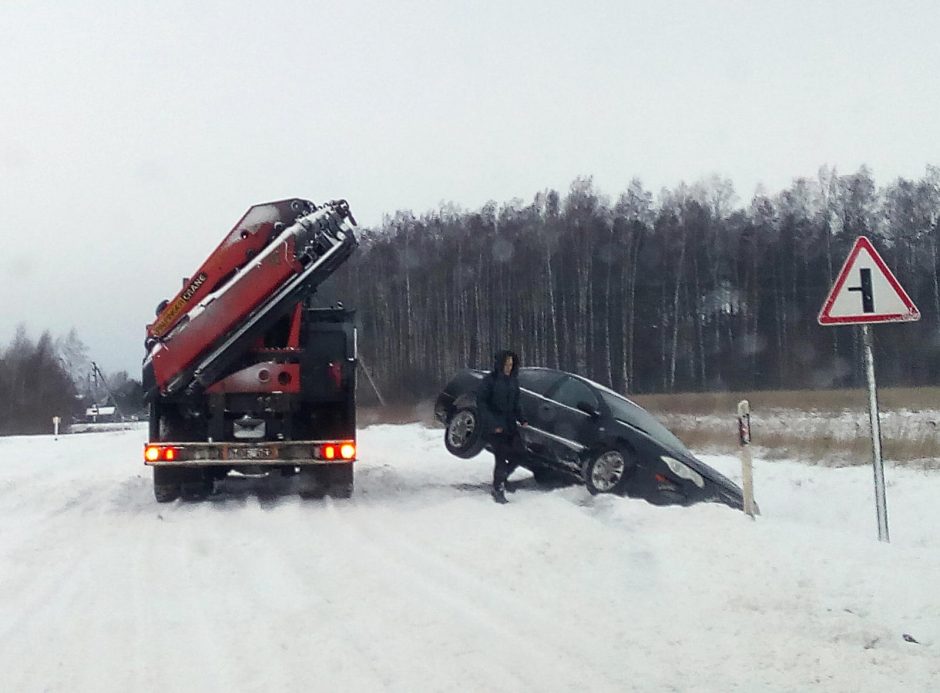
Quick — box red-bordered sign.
[818,236,920,325]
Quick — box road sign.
[818,236,920,325]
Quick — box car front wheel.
[444,408,486,459]
[583,449,631,495]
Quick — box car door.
[516,369,565,463]
[542,376,601,472]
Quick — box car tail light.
[145,445,160,462]
[323,444,336,460]
[164,447,177,461]
[340,443,356,460]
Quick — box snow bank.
[0,425,937,691]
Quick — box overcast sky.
[2,0,939,377]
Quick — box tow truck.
[142,198,359,502]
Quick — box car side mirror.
[576,401,600,418]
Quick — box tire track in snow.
[318,499,541,692]
[321,498,614,692]
[342,502,635,689]
[0,531,92,691]
[206,502,405,691]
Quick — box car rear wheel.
[583,449,630,495]
[444,408,486,459]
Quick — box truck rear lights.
[144,445,179,462]
[318,442,355,460]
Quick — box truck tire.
[180,476,212,501]
[298,468,327,499]
[327,463,353,499]
[153,467,180,503]
[298,465,353,499]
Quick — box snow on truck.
[142,198,359,502]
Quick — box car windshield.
[597,389,690,455]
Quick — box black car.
[435,367,747,511]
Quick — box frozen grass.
[632,388,940,468]
[631,386,940,415]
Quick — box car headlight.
[660,455,705,488]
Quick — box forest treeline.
[0,327,143,435]
[327,165,940,402]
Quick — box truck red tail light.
[144,445,179,462]
[318,442,354,460]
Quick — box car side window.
[518,369,563,396]
[551,377,598,411]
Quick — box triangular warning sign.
[818,236,920,325]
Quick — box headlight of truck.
[660,455,705,488]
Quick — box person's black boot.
[492,483,509,504]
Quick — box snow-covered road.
[1,425,938,692]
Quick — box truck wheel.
[153,467,180,503]
[180,477,212,501]
[327,463,353,499]
[444,408,485,459]
[298,468,327,499]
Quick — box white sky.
[2,0,939,377]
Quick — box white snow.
[1,424,938,692]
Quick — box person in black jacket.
[477,349,527,503]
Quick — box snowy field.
[1,424,938,692]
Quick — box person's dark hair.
[491,349,520,376]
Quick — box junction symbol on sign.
[817,236,920,325]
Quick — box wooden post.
[737,400,755,519]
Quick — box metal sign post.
[861,325,889,542]
[818,236,920,543]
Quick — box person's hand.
[494,427,503,434]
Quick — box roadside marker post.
[737,400,755,519]
[818,236,920,543]
[53,416,60,440]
